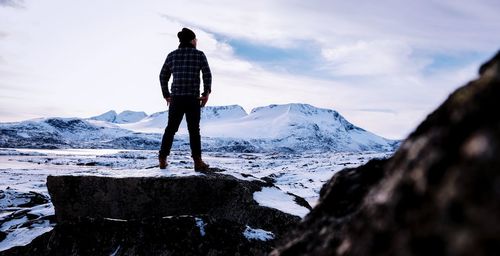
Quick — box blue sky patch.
[225,38,328,77]
[423,51,490,75]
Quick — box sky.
[0,0,499,139]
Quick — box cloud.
[0,0,24,8]
[321,40,431,77]
[158,0,500,52]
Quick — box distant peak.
[202,105,248,119]
[100,110,118,116]
[115,111,148,124]
[89,110,118,122]
[89,110,147,124]
[119,110,147,115]
[204,105,246,111]
[250,103,337,115]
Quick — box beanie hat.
[177,28,196,43]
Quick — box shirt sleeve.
[159,55,172,98]
[200,52,212,96]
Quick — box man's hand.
[165,97,171,106]
[199,94,209,107]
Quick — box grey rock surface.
[4,172,305,255]
[47,173,301,233]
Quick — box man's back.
[160,47,211,98]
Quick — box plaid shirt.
[159,47,212,98]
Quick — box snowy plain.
[0,147,391,251]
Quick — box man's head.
[178,28,197,47]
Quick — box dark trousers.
[159,96,201,158]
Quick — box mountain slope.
[117,105,248,134]
[118,103,398,152]
[90,110,147,124]
[217,103,396,152]
[0,104,399,152]
[0,117,159,149]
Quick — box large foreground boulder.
[272,51,500,256]
[4,173,307,255]
[47,173,300,232]
[3,216,274,256]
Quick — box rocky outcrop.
[272,51,500,255]
[47,174,300,232]
[3,173,306,255]
[4,216,274,256]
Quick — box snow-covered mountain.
[89,110,147,124]
[116,103,398,152]
[0,117,160,150]
[117,105,248,133]
[0,104,400,152]
[201,105,248,121]
[233,104,395,151]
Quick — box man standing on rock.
[158,28,211,171]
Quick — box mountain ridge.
[0,103,400,153]
[90,110,147,124]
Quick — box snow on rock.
[253,187,310,218]
[0,221,53,251]
[0,188,54,252]
[0,189,49,209]
[195,217,207,237]
[243,225,275,241]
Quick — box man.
[158,27,211,171]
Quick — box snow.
[89,110,147,124]
[0,220,53,251]
[115,111,147,124]
[117,111,167,133]
[110,245,121,256]
[0,147,392,252]
[14,148,124,156]
[103,218,128,222]
[28,204,54,217]
[243,225,275,241]
[1,217,28,232]
[116,105,248,134]
[0,190,32,209]
[195,217,207,237]
[253,187,310,217]
[90,110,118,123]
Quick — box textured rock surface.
[2,216,273,256]
[4,173,305,255]
[47,173,301,233]
[272,51,500,256]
